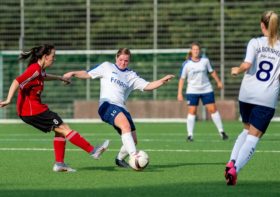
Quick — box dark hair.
[19,44,55,66]
[116,48,131,58]
[261,11,279,47]
[186,42,201,60]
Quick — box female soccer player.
[0,44,109,172]
[225,10,280,185]
[177,42,228,142]
[63,48,174,168]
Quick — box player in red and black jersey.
[0,44,109,172]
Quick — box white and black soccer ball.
[128,150,149,171]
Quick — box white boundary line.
[0,118,188,123]
[2,117,280,123]
[0,147,280,153]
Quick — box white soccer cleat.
[53,163,76,172]
[91,139,110,159]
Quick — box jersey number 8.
[256,61,273,82]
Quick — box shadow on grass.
[1,181,279,197]
[79,162,225,172]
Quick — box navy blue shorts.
[98,102,136,135]
[239,101,275,133]
[186,92,215,106]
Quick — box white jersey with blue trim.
[180,57,214,94]
[239,36,280,108]
[87,61,150,109]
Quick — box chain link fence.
[1,0,280,118]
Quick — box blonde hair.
[261,11,279,47]
[186,42,201,60]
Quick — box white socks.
[186,114,196,137]
[121,132,136,156]
[230,129,248,162]
[211,111,224,133]
[117,145,129,160]
[235,135,259,173]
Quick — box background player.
[63,48,174,168]
[225,10,280,185]
[0,44,109,172]
[177,42,228,142]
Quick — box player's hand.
[217,81,223,89]
[177,94,184,101]
[61,77,71,85]
[231,67,239,76]
[0,100,10,108]
[162,74,175,83]
[63,72,74,80]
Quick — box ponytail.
[261,11,279,47]
[19,44,55,66]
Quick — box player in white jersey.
[63,48,174,168]
[177,42,228,142]
[225,11,280,186]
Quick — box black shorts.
[20,110,63,133]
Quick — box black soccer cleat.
[220,132,229,140]
[186,135,193,142]
[115,158,130,168]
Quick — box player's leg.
[55,122,109,160]
[203,92,228,140]
[187,106,196,141]
[205,103,228,140]
[226,104,274,185]
[114,112,137,156]
[186,94,199,141]
[226,101,252,170]
[52,131,76,172]
[116,131,137,168]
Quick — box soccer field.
[0,121,279,197]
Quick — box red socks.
[66,131,94,153]
[53,137,66,163]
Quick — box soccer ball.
[128,150,149,171]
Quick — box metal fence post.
[86,0,91,100]
[153,0,158,100]
[0,53,3,118]
[220,0,225,100]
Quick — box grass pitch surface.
[0,121,279,197]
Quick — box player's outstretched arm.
[144,74,174,91]
[45,74,71,85]
[0,80,19,108]
[63,70,91,80]
[231,62,251,76]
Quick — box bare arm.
[177,78,185,101]
[45,74,71,85]
[231,62,252,76]
[63,70,91,80]
[0,80,19,107]
[144,74,174,91]
[210,70,223,89]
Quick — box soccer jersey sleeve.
[130,72,149,91]
[16,64,40,89]
[179,61,188,79]
[244,38,256,64]
[87,62,106,79]
[205,58,214,73]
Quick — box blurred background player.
[177,42,228,142]
[0,44,109,172]
[225,10,280,185]
[63,48,174,168]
